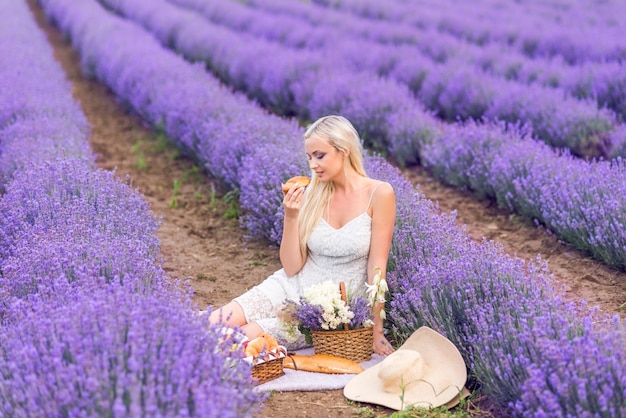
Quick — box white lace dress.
[234,210,373,350]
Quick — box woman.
[210,115,396,356]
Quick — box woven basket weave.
[311,326,374,363]
[251,357,284,384]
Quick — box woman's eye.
[306,152,325,160]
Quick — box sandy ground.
[30,2,625,416]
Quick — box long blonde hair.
[298,115,367,257]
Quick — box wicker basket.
[251,356,284,384]
[311,326,374,363]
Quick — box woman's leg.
[209,301,264,339]
[208,301,247,327]
[241,322,264,340]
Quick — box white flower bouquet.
[279,280,374,345]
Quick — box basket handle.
[339,281,349,331]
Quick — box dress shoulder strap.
[365,181,385,212]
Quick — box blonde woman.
[210,115,396,356]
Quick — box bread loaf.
[283,353,364,374]
[281,176,310,193]
[244,333,279,357]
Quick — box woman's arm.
[367,182,396,355]
[367,182,395,285]
[280,185,307,276]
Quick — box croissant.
[244,333,280,357]
[281,176,310,193]
[283,354,364,374]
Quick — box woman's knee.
[208,301,247,327]
[241,322,264,340]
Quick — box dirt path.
[30,1,624,417]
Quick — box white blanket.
[255,348,385,393]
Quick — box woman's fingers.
[374,337,395,356]
[283,186,305,208]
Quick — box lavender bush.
[239,142,308,243]
[0,0,92,187]
[36,0,626,415]
[1,3,265,417]
[513,315,626,417]
[422,120,626,270]
[97,0,441,155]
[476,47,626,121]
[83,0,626,267]
[0,279,265,417]
[313,0,626,64]
[366,158,626,417]
[40,0,304,194]
[45,0,623,272]
[46,0,623,272]
[242,0,626,120]
[0,160,163,312]
[166,0,625,158]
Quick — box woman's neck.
[332,170,364,193]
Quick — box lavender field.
[2,0,625,416]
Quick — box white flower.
[303,281,354,330]
[366,266,388,319]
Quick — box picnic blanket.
[254,347,385,393]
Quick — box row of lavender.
[96,0,626,270]
[313,0,626,65]
[238,0,626,123]
[37,0,626,415]
[0,0,91,185]
[0,1,262,416]
[164,0,626,160]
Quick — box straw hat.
[343,326,467,410]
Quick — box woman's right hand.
[280,184,306,275]
[283,185,305,217]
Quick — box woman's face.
[305,135,345,183]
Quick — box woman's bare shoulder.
[370,179,394,196]
[367,180,395,215]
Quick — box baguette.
[283,353,364,374]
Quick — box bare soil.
[32,2,625,417]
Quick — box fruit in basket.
[283,353,364,374]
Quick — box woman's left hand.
[373,334,395,356]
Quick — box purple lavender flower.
[295,298,326,332]
[348,295,371,329]
[0,0,92,187]
[0,160,163,311]
[166,0,624,159]
[0,280,265,417]
[1,4,265,417]
[34,0,626,416]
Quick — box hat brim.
[343,327,467,411]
